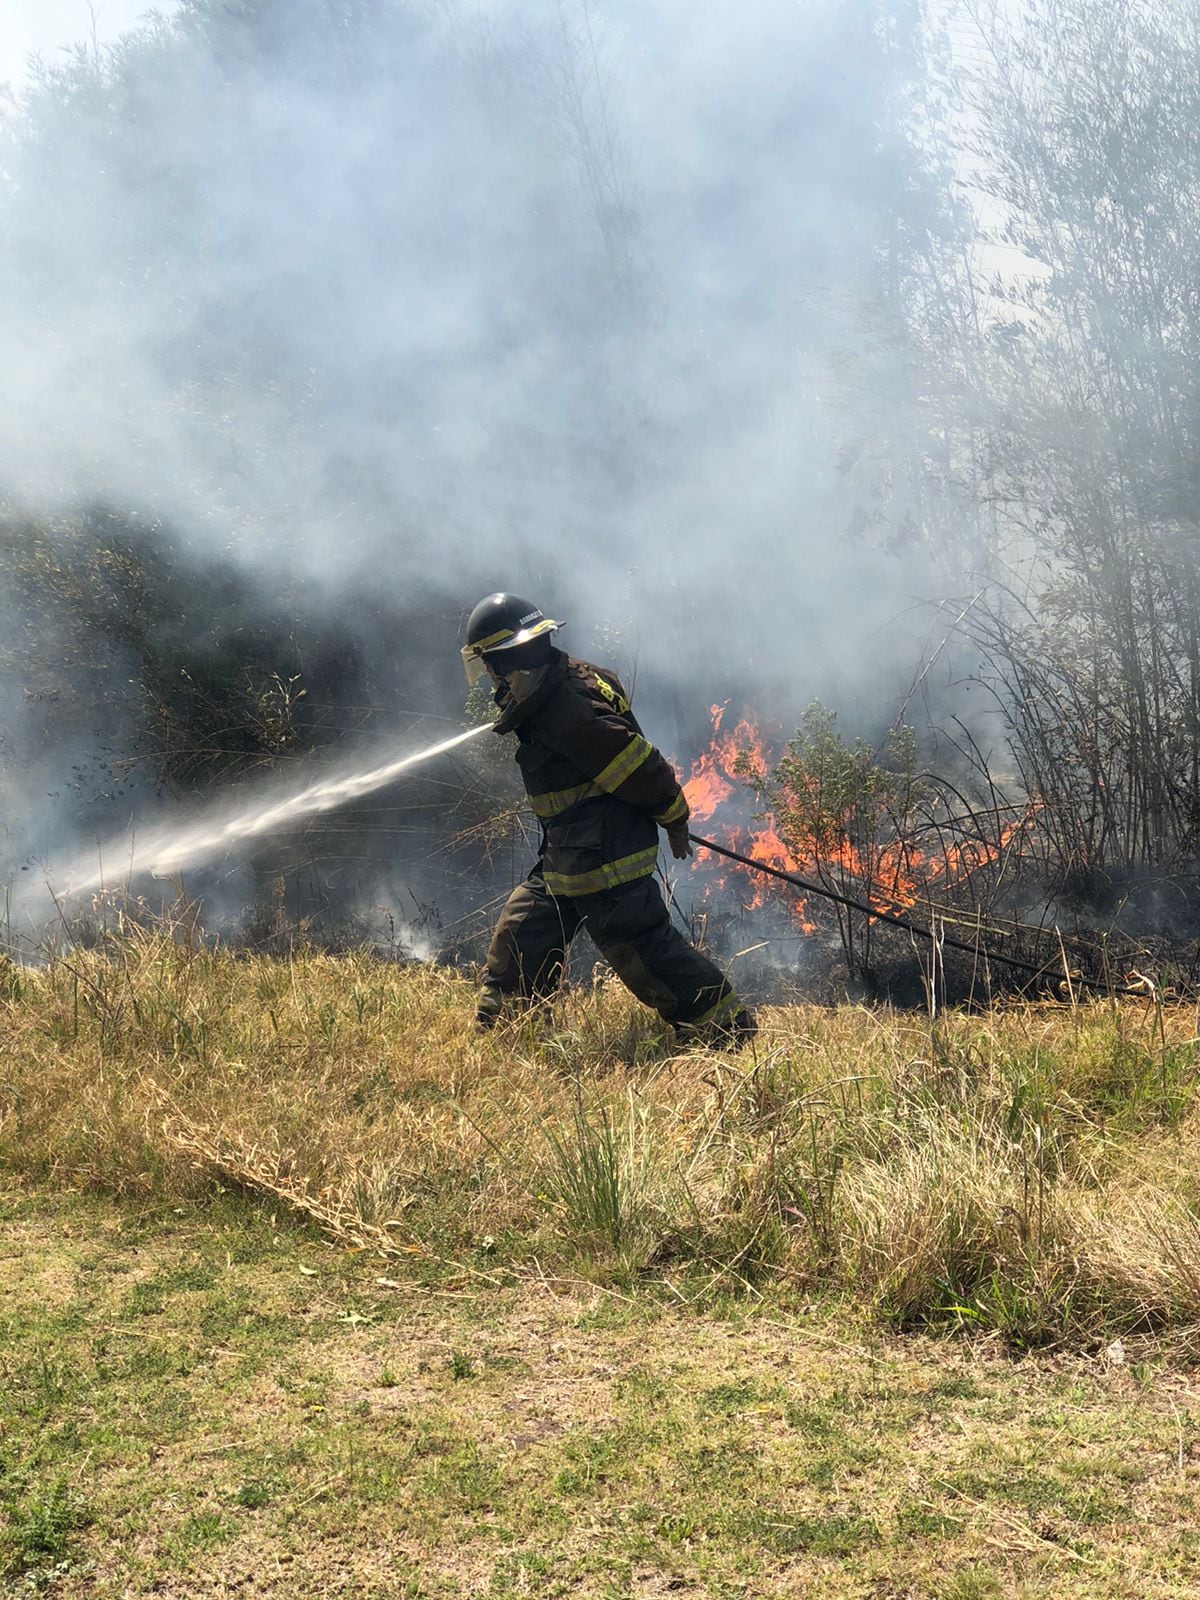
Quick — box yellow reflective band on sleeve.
[530,781,604,819]
[654,792,689,826]
[543,846,660,897]
[594,735,653,795]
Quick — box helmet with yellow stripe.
[461,593,563,685]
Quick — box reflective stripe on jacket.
[494,651,689,897]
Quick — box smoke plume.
[0,0,963,932]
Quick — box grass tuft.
[1,1476,88,1587]
[541,1088,663,1259]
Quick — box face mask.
[500,665,550,702]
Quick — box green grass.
[2,1184,1199,1596]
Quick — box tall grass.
[2,924,1200,1346]
[541,1088,663,1260]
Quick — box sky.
[0,0,177,90]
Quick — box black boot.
[676,1004,758,1050]
[475,987,503,1032]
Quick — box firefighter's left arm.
[537,687,690,827]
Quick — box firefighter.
[461,593,756,1045]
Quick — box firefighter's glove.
[666,821,693,861]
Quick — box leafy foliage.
[749,702,924,978]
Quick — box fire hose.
[687,833,1151,1000]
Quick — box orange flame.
[681,705,735,822]
[679,706,813,930]
[679,706,1032,933]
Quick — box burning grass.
[2,932,1200,1350]
[679,701,1051,998]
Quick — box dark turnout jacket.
[493,650,689,897]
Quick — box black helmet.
[460,593,563,685]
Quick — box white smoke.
[0,0,964,903]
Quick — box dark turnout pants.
[480,869,739,1029]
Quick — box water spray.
[13,723,1147,1000]
[40,724,491,905]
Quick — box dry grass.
[2,929,1200,1346]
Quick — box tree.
[934,0,1200,887]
